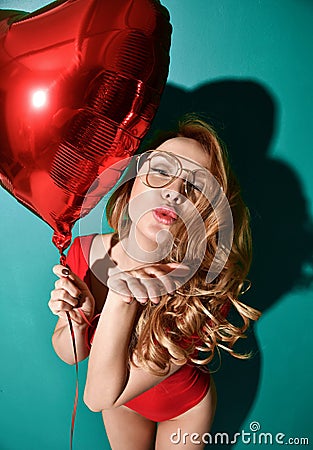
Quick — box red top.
[65,234,227,422]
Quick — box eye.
[151,168,171,177]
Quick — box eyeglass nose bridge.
[179,167,195,182]
[163,170,195,198]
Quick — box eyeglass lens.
[147,153,180,187]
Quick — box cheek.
[128,180,160,222]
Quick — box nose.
[160,177,186,204]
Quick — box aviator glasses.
[136,150,208,200]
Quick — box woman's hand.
[107,262,190,306]
[48,265,95,325]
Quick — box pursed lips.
[152,207,178,225]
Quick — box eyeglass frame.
[136,150,208,198]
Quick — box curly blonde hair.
[106,115,261,375]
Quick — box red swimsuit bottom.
[65,234,212,422]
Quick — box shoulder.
[98,233,114,248]
[66,233,115,269]
[89,232,118,287]
[89,233,116,312]
[89,233,114,265]
[64,234,97,276]
[66,234,97,263]
[68,233,114,259]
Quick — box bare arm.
[84,289,181,412]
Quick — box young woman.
[49,116,260,450]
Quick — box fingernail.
[62,268,70,276]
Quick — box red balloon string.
[60,251,97,449]
[66,311,79,450]
[62,249,96,450]
[77,309,93,327]
[77,309,101,350]
[65,309,95,450]
[62,252,80,450]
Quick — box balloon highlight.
[0,0,171,254]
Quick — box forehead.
[156,137,209,170]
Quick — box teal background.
[1,1,313,449]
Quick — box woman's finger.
[53,265,89,291]
[53,264,71,278]
[48,299,75,314]
[158,263,191,277]
[107,277,133,299]
[132,267,181,296]
[150,264,191,292]
[132,264,189,285]
[50,288,79,307]
[54,277,82,299]
[131,263,190,277]
[125,276,148,304]
[155,272,177,295]
[140,278,162,304]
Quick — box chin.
[136,215,167,244]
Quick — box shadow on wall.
[145,80,313,448]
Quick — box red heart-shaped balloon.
[0,0,171,254]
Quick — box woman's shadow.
[146,80,313,448]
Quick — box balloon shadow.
[145,80,313,448]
